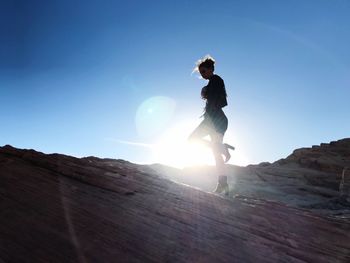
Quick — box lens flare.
[135,96,176,138]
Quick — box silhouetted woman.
[189,55,234,195]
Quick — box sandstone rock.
[340,167,350,201]
[1,145,350,262]
[153,139,350,218]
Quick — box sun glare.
[153,121,213,168]
[153,121,249,168]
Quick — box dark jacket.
[202,74,227,114]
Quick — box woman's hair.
[193,55,215,73]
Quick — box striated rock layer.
[1,145,350,263]
[245,138,350,214]
[279,138,350,174]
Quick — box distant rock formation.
[277,138,350,174]
[1,144,350,262]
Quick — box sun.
[153,121,213,168]
[153,120,249,168]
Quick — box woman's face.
[199,66,213,80]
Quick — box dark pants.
[189,109,228,139]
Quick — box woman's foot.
[223,143,235,163]
[213,175,229,195]
[213,183,229,195]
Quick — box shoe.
[223,143,235,163]
[213,183,225,193]
[224,143,235,151]
[213,175,229,195]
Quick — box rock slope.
[1,145,350,263]
[151,139,350,218]
[246,139,350,214]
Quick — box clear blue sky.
[1,0,349,166]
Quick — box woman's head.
[194,55,215,80]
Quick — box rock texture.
[152,139,350,219]
[247,139,350,215]
[279,139,350,174]
[1,144,350,262]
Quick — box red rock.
[1,145,350,262]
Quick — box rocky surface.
[278,139,350,174]
[246,139,350,216]
[1,144,350,262]
[151,139,350,219]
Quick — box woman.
[189,55,234,195]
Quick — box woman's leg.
[188,119,212,146]
[188,119,229,162]
[210,132,229,195]
[210,132,225,176]
[189,121,229,194]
